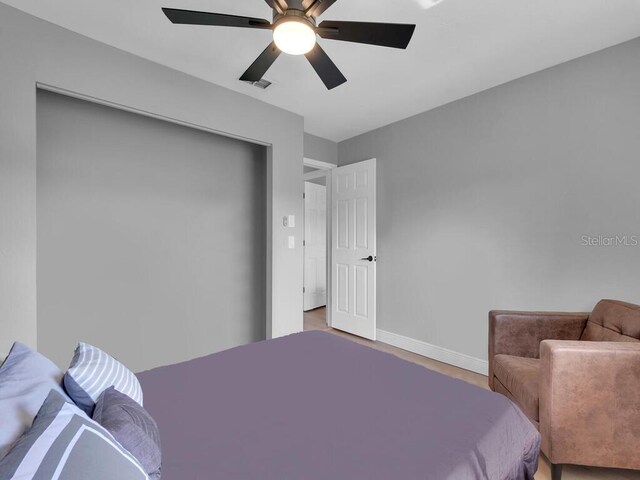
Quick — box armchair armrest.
[488,310,589,389]
[539,340,640,468]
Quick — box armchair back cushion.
[581,300,640,343]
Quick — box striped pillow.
[64,343,143,415]
[0,390,148,480]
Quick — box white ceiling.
[4,0,640,141]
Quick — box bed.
[138,331,540,479]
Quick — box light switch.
[288,236,295,249]
[283,215,295,228]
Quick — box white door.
[330,159,376,340]
[304,181,327,311]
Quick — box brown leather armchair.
[488,299,640,480]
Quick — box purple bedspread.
[138,331,540,480]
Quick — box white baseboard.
[376,329,489,376]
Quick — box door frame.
[36,83,299,343]
[302,158,377,331]
[303,157,334,326]
[303,157,335,171]
[303,180,327,311]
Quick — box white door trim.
[304,182,327,311]
[303,157,336,170]
[302,162,334,325]
[325,172,334,327]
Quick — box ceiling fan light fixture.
[163,1,416,90]
[273,17,316,56]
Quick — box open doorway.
[304,179,326,311]
[303,158,377,340]
[303,158,333,332]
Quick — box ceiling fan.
[162,0,416,90]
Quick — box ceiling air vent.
[242,78,272,90]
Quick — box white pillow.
[0,342,72,460]
[64,342,143,415]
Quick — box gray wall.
[0,3,303,364]
[339,37,640,362]
[304,133,338,165]
[37,90,265,371]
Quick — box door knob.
[360,255,376,262]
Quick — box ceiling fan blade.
[264,0,287,14]
[240,42,281,82]
[162,8,272,29]
[317,21,416,49]
[305,0,339,18]
[305,43,346,90]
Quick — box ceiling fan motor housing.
[273,9,317,30]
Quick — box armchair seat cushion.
[493,354,540,422]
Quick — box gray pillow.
[0,342,72,460]
[0,390,148,480]
[93,387,162,479]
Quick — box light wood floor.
[304,307,640,480]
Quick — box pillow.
[94,387,161,479]
[0,342,72,460]
[64,342,143,415]
[0,390,149,480]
